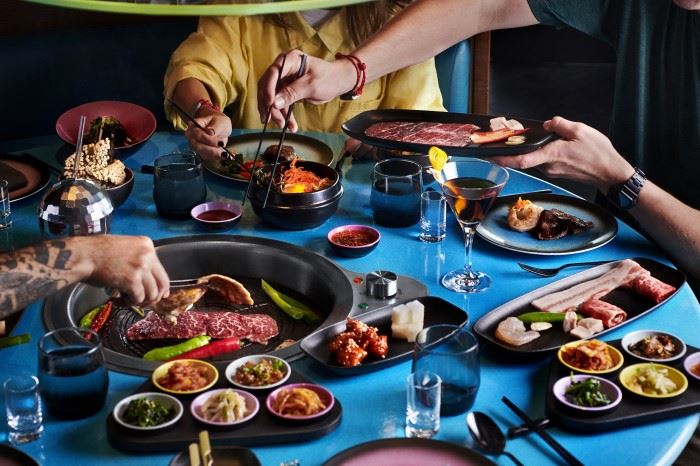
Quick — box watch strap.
[608,167,646,210]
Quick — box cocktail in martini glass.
[439,159,509,293]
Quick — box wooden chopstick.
[188,442,200,466]
[262,53,308,209]
[502,396,584,466]
[199,430,213,466]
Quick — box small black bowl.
[105,167,135,208]
[249,188,343,230]
[327,225,381,258]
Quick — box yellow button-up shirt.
[164,9,445,132]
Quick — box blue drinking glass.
[153,150,207,219]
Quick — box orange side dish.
[281,158,333,193]
[692,363,700,377]
[561,340,614,371]
[157,362,211,391]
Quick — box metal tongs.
[242,53,308,209]
[169,278,206,290]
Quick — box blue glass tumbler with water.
[413,324,480,416]
[38,328,109,419]
[371,158,423,227]
[153,150,207,219]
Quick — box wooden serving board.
[106,367,341,452]
[545,339,700,432]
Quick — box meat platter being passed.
[472,258,686,355]
[342,109,558,156]
[43,235,428,376]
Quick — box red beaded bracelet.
[335,53,367,101]
[192,98,220,117]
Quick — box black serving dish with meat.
[544,339,700,432]
[300,296,468,375]
[472,258,686,356]
[342,109,557,156]
[42,235,429,376]
[106,367,342,452]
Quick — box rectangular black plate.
[472,258,686,355]
[545,339,700,432]
[341,110,557,156]
[106,368,341,453]
[300,296,468,375]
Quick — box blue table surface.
[1,131,698,466]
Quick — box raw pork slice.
[625,274,677,304]
[531,259,649,312]
[579,298,627,328]
[364,121,480,147]
[126,311,279,344]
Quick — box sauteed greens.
[564,375,611,407]
[122,398,175,427]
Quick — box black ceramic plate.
[300,296,468,375]
[476,193,618,255]
[472,258,686,355]
[0,444,40,466]
[170,446,261,466]
[323,438,496,466]
[545,339,700,432]
[1,153,52,203]
[341,109,556,156]
[203,132,334,183]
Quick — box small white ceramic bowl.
[113,392,183,431]
[225,355,291,391]
[190,388,259,427]
[621,329,686,363]
[683,351,700,382]
[552,374,622,414]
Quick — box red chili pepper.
[239,160,263,180]
[86,300,113,340]
[168,336,241,361]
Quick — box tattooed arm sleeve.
[0,238,92,317]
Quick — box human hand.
[490,116,635,192]
[257,50,357,131]
[184,107,232,161]
[80,236,169,307]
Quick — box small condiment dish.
[190,388,259,427]
[552,374,622,415]
[152,359,219,396]
[113,392,183,431]
[619,363,688,400]
[557,340,624,375]
[191,201,242,231]
[266,383,334,421]
[684,352,700,382]
[327,224,381,258]
[225,355,291,391]
[621,329,686,363]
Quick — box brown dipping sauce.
[332,230,376,247]
[197,209,236,222]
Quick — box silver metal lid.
[365,270,398,299]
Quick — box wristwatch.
[607,167,646,210]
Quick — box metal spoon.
[467,411,524,466]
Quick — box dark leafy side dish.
[234,358,286,387]
[565,375,611,407]
[628,335,677,359]
[122,398,175,427]
[85,116,134,146]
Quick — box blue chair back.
[434,40,471,113]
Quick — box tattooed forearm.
[0,241,75,317]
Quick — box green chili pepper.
[142,335,211,361]
[517,311,582,324]
[79,305,104,328]
[261,279,320,324]
[0,333,30,350]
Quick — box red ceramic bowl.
[327,225,380,258]
[56,100,156,150]
[266,383,334,421]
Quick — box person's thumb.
[544,116,580,140]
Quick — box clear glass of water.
[4,375,43,445]
[405,370,441,439]
[419,190,447,242]
[38,328,109,420]
[153,150,207,219]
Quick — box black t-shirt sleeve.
[525,0,618,46]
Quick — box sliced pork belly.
[579,298,627,328]
[625,274,677,304]
[531,259,649,312]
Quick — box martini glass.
[439,159,509,293]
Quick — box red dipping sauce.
[331,230,376,247]
[197,209,236,222]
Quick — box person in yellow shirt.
[164,3,445,160]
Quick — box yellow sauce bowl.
[152,359,219,396]
[619,363,688,399]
